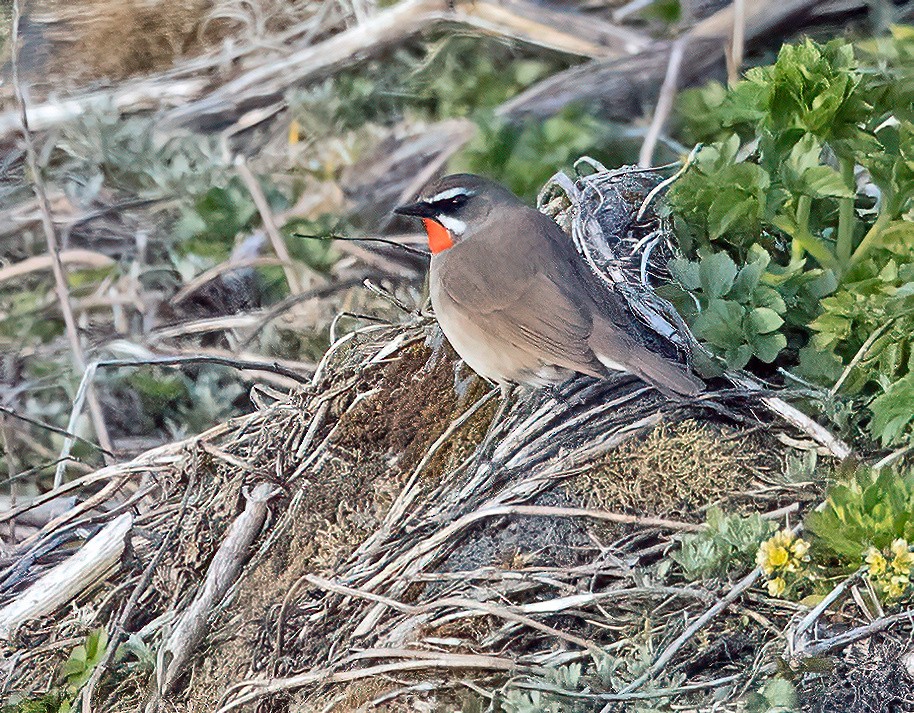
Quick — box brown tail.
[591,320,704,397]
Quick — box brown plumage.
[395,174,703,397]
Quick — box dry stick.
[0,406,101,452]
[727,373,852,459]
[165,0,644,125]
[238,275,367,351]
[606,566,763,704]
[0,0,639,143]
[830,323,890,398]
[0,249,114,284]
[78,482,196,713]
[874,443,914,469]
[97,355,311,383]
[804,608,914,657]
[638,36,686,168]
[500,0,827,120]
[354,497,697,637]
[0,416,17,542]
[485,505,704,532]
[16,475,129,549]
[791,568,864,655]
[729,0,746,85]
[0,417,235,526]
[378,389,499,531]
[159,482,277,693]
[0,513,133,639]
[517,672,743,702]
[215,654,521,713]
[8,0,114,462]
[305,574,600,654]
[420,597,601,654]
[55,361,98,486]
[235,158,304,295]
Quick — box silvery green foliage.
[53,110,229,205]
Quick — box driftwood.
[0,0,644,142]
[0,513,132,639]
[159,482,277,693]
[499,0,837,119]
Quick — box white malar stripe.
[429,186,474,203]
[436,214,467,236]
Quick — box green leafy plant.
[660,246,787,368]
[805,465,914,563]
[60,627,108,693]
[669,31,914,445]
[746,676,799,713]
[2,629,110,713]
[673,507,777,579]
[453,108,627,200]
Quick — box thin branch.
[792,568,864,654]
[96,356,311,383]
[9,0,114,462]
[293,232,430,258]
[486,505,704,532]
[216,654,522,713]
[639,37,687,168]
[78,482,195,712]
[0,405,113,457]
[235,158,304,295]
[0,250,114,285]
[728,0,746,85]
[609,566,763,701]
[0,415,18,542]
[830,322,890,397]
[803,608,914,656]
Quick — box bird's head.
[394,174,517,254]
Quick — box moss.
[570,419,778,517]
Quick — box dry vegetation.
[1,0,914,712]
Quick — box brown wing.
[436,237,606,377]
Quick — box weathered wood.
[0,0,644,141]
[0,513,132,639]
[499,0,834,119]
[158,482,276,693]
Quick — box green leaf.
[699,252,738,298]
[668,258,701,290]
[693,299,745,349]
[752,332,788,363]
[762,677,798,710]
[870,373,914,446]
[748,307,785,334]
[801,165,856,198]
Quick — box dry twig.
[9,0,114,461]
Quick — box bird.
[393,173,704,397]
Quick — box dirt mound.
[3,320,821,712]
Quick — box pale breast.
[430,272,570,386]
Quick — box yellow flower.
[890,539,914,575]
[885,574,910,600]
[791,538,811,560]
[757,530,808,575]
[770,546,789,567]
[866,546,888,576]
[767,576,787,597]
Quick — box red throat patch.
[423,218,454,254]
